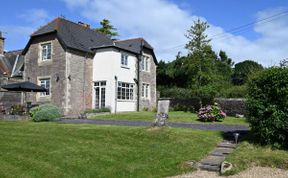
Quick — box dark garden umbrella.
[1,81,47,92]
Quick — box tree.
[94,19,118,38]
[184,19,216,89]
[280,58,288,67]
[232,60,264,85]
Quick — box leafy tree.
[94,19,118,38]
[232,60,264,85]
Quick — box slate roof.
[23,17,157,64]
[23,17,113,54]
[0,49,24,77]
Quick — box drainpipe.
[137,40,144,112]
[114,75,118,113]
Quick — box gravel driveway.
[170,167,288,178]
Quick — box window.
[94,81,106,109]
[140,56,149,71]
[121,53,128,66]
[141,83,150,99]
[41,43,52,61]
[117,82,134,100]
[39,78,50,97]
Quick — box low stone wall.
[0,91,22,112]
[215,98,246,117]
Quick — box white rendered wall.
[93,48,137,113]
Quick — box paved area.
[59,118,249,132]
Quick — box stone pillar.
[0,32,5,55]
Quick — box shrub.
[84,107,111,114]
[198,103,226,122]
[10,104,25,115]
[30,104,61,122]
[247,67,288,148]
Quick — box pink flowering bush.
[198,103,226,122]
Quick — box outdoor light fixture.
[68,75,71,81]
[233,133,239,144]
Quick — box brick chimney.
[0,32,5,55]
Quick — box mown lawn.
[91,111,248,125]
[0,121,222,178]
[225,141,288,175]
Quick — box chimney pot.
[0,32,5,55]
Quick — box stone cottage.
[22,17,157,115]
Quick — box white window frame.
[141,83,150,99]
[140,56,150,72]
[117,81,134,101]
[39,78,51,97]
[40,42,52,61]
[121,53,128,67]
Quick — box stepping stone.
[217,142,236,149]
[199,164,220,172]
[211,147,234,156]
[200,155,225,166]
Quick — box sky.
[1,0,288,66]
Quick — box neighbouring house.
[0,32,25,111]
[23,17,157,115]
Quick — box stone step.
[210,147,234,156]
[200,155,225,166]
[199,164,220,172]
[217,142,236,149]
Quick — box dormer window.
[41,43,52,61]
[121,53,128,66]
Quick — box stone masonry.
[139,50,157,111]
[24,34,93,115]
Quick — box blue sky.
[1,0,288,66]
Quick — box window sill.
[117,99,136,102]
[37,96,51,102]
[38,60,53,66]
[121,66,130,69]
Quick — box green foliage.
[198,103,226,122]
[221,85,247,98]
[30,104,61,122]
[10,104,25,115]
[232,60,264,85]
[247,67,288,148]
[84,107,111,114]
[94,19,118,38]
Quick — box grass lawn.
[225,140,288,175]
[0,121,222,178]
[91,111,248,125]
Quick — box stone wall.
[24,33,67,114]
[139,50,157,111]
[215,98,246,116]
[24,33,94,116]
[65,50,93,115]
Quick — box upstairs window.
[140,56,149,72]
[39,78,50,97]
[121,53,128,66]
[41,43,52,61]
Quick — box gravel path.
[170,167,288,178]
[59,119,249,132]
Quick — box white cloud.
[63,0,288,66]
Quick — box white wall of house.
[92,48,137,113]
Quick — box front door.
[94,81,106,109]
